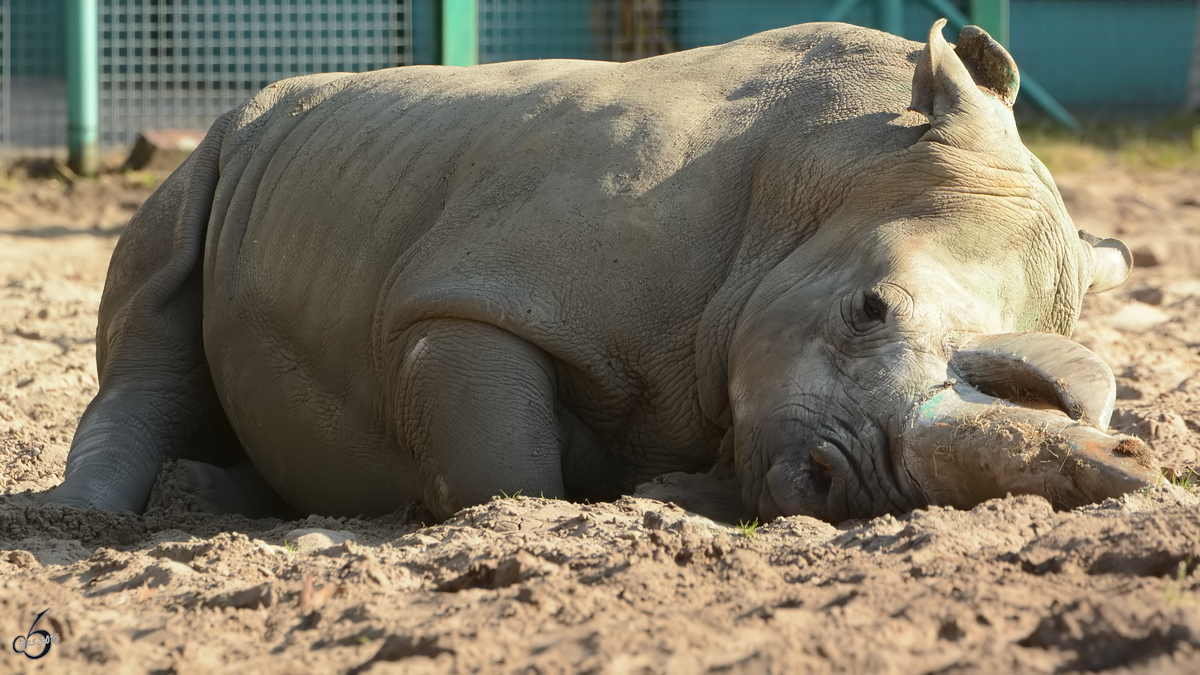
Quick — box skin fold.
[46,21,1143,522]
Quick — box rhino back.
[200,22,928,508]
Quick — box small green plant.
[356,635,372,645]
[736,519,760,540]
[1170,470,1196,493]
[121,168,158,188]
[1158,468,1196,493]
[1163,559,1194,606]
[498,489,524,499]
[283,538,298,555]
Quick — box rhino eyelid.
[861,291,889,323]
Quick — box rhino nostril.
[764,448,838,519]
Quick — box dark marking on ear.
[954,26,1020,108]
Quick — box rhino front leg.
[394,319,567,519]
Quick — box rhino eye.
[861,291,889,324]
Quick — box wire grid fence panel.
[479,0,680,64]
[0,0,69,149]
[475,1,968,66]
[100,0,411,147]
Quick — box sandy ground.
[1,162,1199,674]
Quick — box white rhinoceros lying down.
[47,20,1158,522]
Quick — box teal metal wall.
[675,0,1197,115]
[677,0,940,48]
[1009,0,1197,114]
[5,0,66,77]
[1,1,69,149]
[464,0,1197,116]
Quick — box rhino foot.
[147,460,297,519]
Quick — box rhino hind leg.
[394,319,568,520]
[44,121,246,513]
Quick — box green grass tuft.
[736,519,760,540]
[1163,558,1195,606]
[1169,469,1196,493]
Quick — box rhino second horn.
[949,332,1116,430]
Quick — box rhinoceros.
[47,20,1157,523]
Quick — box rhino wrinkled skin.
[47,21,1150,523]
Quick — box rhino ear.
[910,20,1020,121]
[1079,230,1133,293]
[954,26,1019,107]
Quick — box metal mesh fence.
[478,0,681,63]
[0,1,976,151]
[0,0,410,149]
[473,1,956,65]
[0,0,69,149]
[99,0,411,146]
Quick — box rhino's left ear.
[910,20,1020,121]
[1079,230,1133,293]
[953,26,1019,107]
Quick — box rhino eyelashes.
[846,290,889,335]
[861,291,889,323]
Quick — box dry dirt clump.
[2,165,1200,673]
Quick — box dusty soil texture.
[1,164,1199,674]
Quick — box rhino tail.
[45,112,246,513]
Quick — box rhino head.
[728,21,1154,522]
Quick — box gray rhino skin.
[48,21,1151,522]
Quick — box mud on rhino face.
[727,22,1155,522]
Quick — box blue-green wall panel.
[478,0,600,62]
[8,0,67,77]
[1008,0,1197,113]
[676,0,950,49]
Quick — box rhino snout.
[761,443,837,521]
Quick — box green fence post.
[442,0,478,66]
[66,0,99,176]
[969,0,1009,46]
